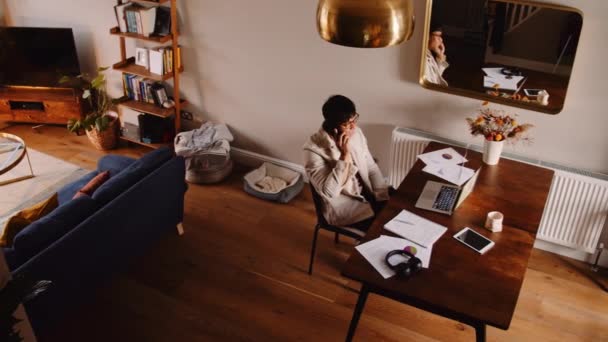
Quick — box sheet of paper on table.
[422,163,476,186]
[417,147,467,168]
[482,67,525,90]
[384,210,447,248]
[483,76,524,91]
[482,67,507,78]
[355,235,433,279]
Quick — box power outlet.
[180,110,193,120]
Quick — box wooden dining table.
[341,141,554,341]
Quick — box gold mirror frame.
[418,0,583,114]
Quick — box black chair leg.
[308,225,320,275]
[334,232,339,244]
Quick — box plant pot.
[85,113,119,150]
[483,139,504,165]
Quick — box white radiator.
[389,127,608,253]
[538,171,608,252]
[388,131,430,188]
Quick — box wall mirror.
[419,0,582,114]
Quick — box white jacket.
[303,127,389,226]
[424,49,449,86]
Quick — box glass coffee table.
[0,132,34,186]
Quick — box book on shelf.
[139,6,157,37]
[154,6,171,36]
[163,47,171,73]
[147,45,181,75]
[120,3,157,37]
[149,48,164,75]
[124,3,142,33]
[121,74,168,107]
[114,2,132,33]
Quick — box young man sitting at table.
[303,95,390,231]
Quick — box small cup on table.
[485,211,504,232]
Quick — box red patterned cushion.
[73,171,110,199]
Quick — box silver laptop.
[415,169,480,215]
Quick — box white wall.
[4,0,608,175]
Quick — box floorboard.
[2,124,607,342]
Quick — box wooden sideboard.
[0,87,84,125]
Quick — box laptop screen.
[455,168,480,209]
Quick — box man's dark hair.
[321,95,357,132]
[430,18,443,34]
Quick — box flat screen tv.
[0,27,81,88]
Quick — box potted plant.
[466,104,534,165]
[60,67,120,150]
[1,274,51,342]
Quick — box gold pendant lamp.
[316,0,415,48]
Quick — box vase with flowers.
[466,104,533,165]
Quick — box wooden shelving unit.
[119,99,187,118]
[119,135,165,149]
[112,0,183,149]
[113,57,183,81]
[130,0,170,5]
[110,27,173,43]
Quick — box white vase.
[483,140,504,165]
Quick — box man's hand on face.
[334,128,353,162]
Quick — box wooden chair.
[308,185,365,275]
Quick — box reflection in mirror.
[420,0,582,114]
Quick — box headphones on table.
[500,67,522,78]
[385,249,423,278]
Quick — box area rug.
[0,148,89,229]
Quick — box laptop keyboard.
[432,186,459,211]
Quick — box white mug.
[538,90,549,106]
[485,211,504,232]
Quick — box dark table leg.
[345,284,369,342]
[474,322,486,342]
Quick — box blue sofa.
[2,147,187,331]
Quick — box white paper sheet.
[384,210,447,248]
[422,163,476,186]
[417,148,467,168]
[483,75,524,91]
[355,235,433,279]
[482,67,506,78]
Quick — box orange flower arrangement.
[466,105,533,142]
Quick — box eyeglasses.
[340,113,359,128]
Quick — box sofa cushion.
[3,247,18,271]
[0,193,59,247]
[92,146,173,204]
[13,196,99,265]
[97,155,136,176]
[73,171,110,199]
[57,171,99,205]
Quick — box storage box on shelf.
[111,0,183,149]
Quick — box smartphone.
[453,227,495,254]
[334,126,345,137]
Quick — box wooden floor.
[2,124,607,342]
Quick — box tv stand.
[0,87,84,125]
